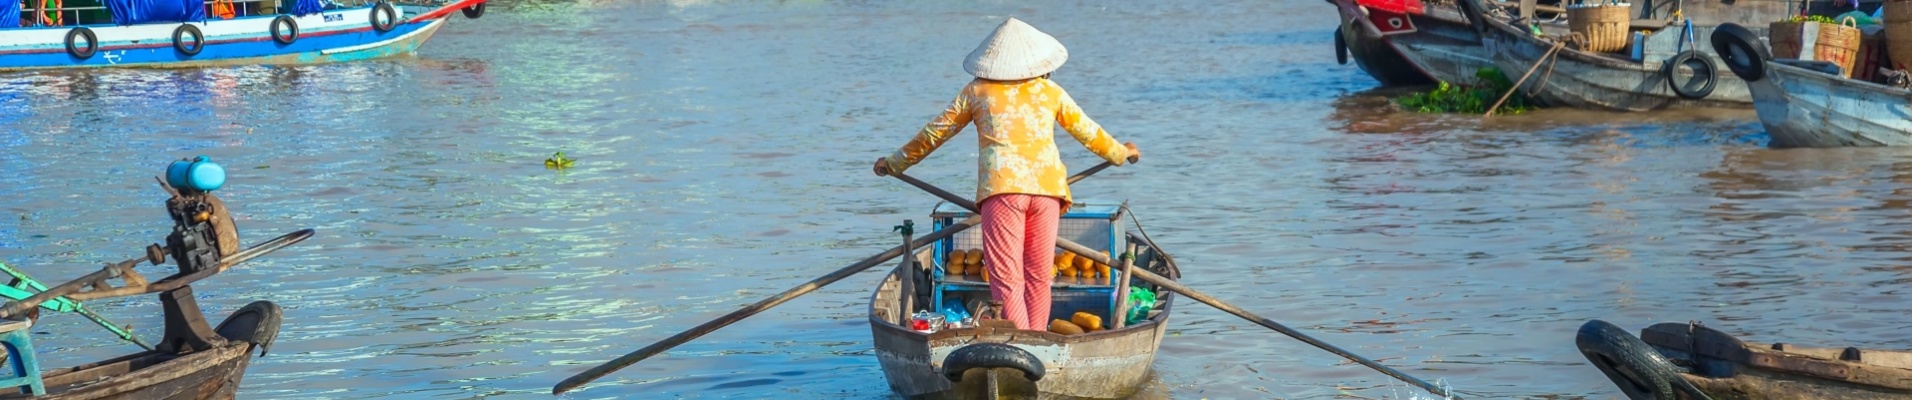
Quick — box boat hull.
[1473,13,1748,110]
[1337,11,1434,86]
[1335,0,1494,85]
[1745,60,1912,147]
[0,1,473,71]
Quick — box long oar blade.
[887,172,1462,400]
[551,162,1115,395]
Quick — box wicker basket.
[1771,18,1863,77]
[1889,0,1912,69]
[1567,2,1632,53]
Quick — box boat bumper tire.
[942,343,1045,383]
[215,300,283,357]
[173,24,204,56]
[1711,23,1770,82]
[1664,50,1718,99]
[370,2,398,33]
[271,15,299,45]
[1334,26,1349,65]
[461,1,485,19]
[65,27,97,60]
[1576,319,1681,400]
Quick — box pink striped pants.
[981,194,1060,330]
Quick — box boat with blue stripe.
[0,0,484,71]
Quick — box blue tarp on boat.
[290,0,323,16]
[0,0,19,29]
[105,0,205,25]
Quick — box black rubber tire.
[173,24,204,56]
[1664,50,1718,99]
[271,15,299,45]
[1576,320,1681,400]
[1334,26,1349,65]
[215,301,284,357]
[461,1,484,19]
[1711,23,1770,82]
[370,2,398,33]
[943,343,1045,383]
[65,27,97,60]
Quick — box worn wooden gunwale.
[1637,322,1912,400]
[868,234,1181,400]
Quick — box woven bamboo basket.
[1771,18,1863,77]
[1567,2,1632,53]
[1889,0,1912,69]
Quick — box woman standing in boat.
[873,17,1140,331]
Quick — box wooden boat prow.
[1582,319,1912,400]
[1638,322,1912,399]
[870,229,1181,400]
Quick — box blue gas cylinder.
[165,156,226,192]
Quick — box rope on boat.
[1485,38,1569,118]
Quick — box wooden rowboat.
[1577,320,1912,400]
[868,203,1180,399]
[1455,0,1835,111]
[1708,23,1912,148]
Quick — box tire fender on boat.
[65,27,97,60]
[1575,320,1682,400]
[1663,50,1718,99]
[941,343,1045,383]
[173,24,205,56]
[1334,25,1349,66]
[370,2,398,33]
[461,1,485,19]
[1711,23,1770,82]
[271,15,300,45]
[215,300,283,357]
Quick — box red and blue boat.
[0,0,484,71]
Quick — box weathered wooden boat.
[868,203,1180,399]
[1456,0,1846,111]
[1708,23,1912,147]
[1577,319,1912,400]
[0,156,312,399]
[1333,0,1500,86]
[0,0,485,71]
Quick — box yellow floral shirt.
[886,78,1131,207]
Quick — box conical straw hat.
[964,17,1069,81]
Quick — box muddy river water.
[2,0,1909,398]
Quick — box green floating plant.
[1395,68,1535,114]
[545,152,576,170]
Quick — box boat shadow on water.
[1326,88,1767,147]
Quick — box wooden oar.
[550,162,1118,395]
[888,173,1465,400]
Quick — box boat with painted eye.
[1576,320,1912,400]
[867,203,1181,400]
[1331,0,1497,87]
[0,0,486,71]
[0,157,312,399]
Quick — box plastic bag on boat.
[1837,10,1877,26]
[105,0,205,25]
[0,0,18,29]
[1124,287,1155,325]
[290,0,323,16]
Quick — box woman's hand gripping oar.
[884,172,1464,400]
[550,161,1118,395]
